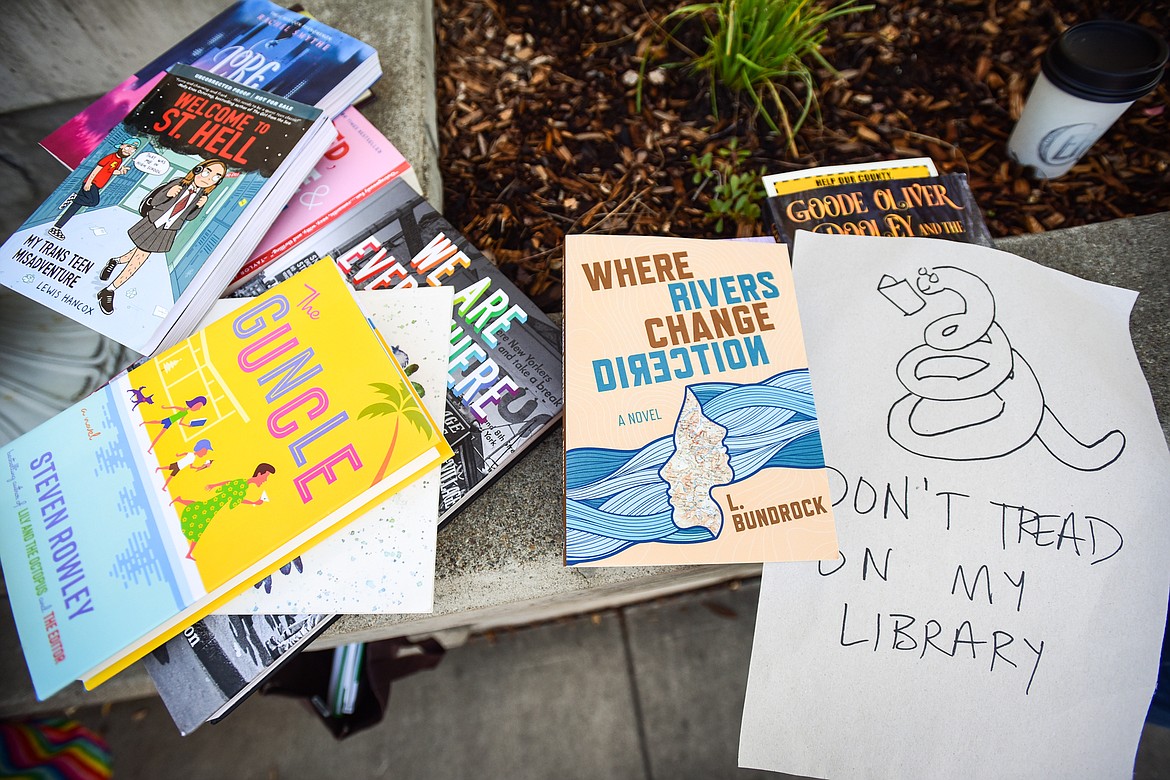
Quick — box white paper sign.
[740,233,1170,779]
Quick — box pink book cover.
[229,107,411,287]
[563,234,840,566]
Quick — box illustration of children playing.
[140,395,209,454]
[97,157,229,315]
[47,138,139,242]
[170,463,276,560]
[156,438,214,489]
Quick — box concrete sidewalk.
[64,579,1170,779]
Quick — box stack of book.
[0,0,566,737]
[146,174,566,734]
[4,0,391,358]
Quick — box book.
[762,156,938,197]
[563,234,840,566]
[765,173,994,246]
[218,286,453,613]
[143,613,336,735]
[230,176,565,527]
[0,65,336,357]
[144,287,450,735]
[40,0,381,171]
[230,107,420,289]
[0,259,451,700]
[145,286,451,734]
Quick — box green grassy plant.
[648,0,871,155]
[690,138,767,234]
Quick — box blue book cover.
[1,65,324,355]
[42,0,378,170]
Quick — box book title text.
[152,90,267,165]
[335,232,529,422]
[233,284,362,503]
[579,251,780,392]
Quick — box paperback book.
[218,285,453,614]
[765,173,993,246]
[563,234,839,566]
[231,176,565,526]
[145,285,452,736]
[231,107,419,289]
[0,260,451,699]
[41,0,380,170]
[144,613,336,735]
[0,65,335,356]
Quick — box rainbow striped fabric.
[0,719,112,779]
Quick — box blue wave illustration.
[566,369,825,565]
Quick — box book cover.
[231,177,565,526]
[231,108,417,288]
[0,260,450,700]
[144,613,335,735]
[762,157,938,197]
[218,286,453,613]
[0,65,331,356]
[563,234,839,566]
[146,287,451,734]
[41,0,380,171]
[765,173,994,246]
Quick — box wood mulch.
[434,0,1170,312]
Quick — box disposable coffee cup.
[1007,20,1168,179]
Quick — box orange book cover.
[563,235,839,566]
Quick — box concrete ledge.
[324,211,1170,646]
[5,212,1166,718]
[1,6,1168,725]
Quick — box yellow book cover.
[564,235,839,566]
[0,260,450,699]
[762,157,938,196]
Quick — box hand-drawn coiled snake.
[882,265,1125,471]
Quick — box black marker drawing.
[879,265,1125,471]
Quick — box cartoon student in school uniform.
[140,395,209,454]
[47,138,140,242]
[97,157,230,315]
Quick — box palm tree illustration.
[360,382,432,485]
